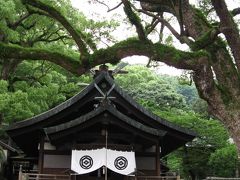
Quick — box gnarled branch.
[89,39,208,70]
[0,43,84,75]
[0,39,208,76]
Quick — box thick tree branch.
[89,39,208,70]
[0,39,208,77]
[22,0,89,55]
[122,0,147,41]
[211,0,240,70]
[0,43,85,75]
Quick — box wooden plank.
[74,143,134,151]
[155,142,161,176]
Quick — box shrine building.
[5,66,196,180]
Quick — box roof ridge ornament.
[91,63,128,79]
[94,83,116,106]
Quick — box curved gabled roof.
[44,105,166,139]
[7,74,103,131]
[7,72,195,135]
[7,71,196,156]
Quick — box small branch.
[31,27,71,45]
[108,2,123,12]
[8,12,33,30]
[146,17,160,35]
[20,21,36,30]
[159,16,165,43]
[94,0,123,12]
[232,7,240,16]
[137,8,193,46]
[22,0,89,55]
[94,0,110,10]
[38,35,71,43]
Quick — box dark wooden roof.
[44,105,167,148]
[44,105,166,137]
[7,72,196,156]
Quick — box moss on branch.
[194,8,212,30]
[123,0,147,41]
[190,28,220,51]
[89,38,208,70]
[0,38,209,76]
[0,43,83,74]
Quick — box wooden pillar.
[38,135,44,174]
[18,165,22,180]
[155,141,161,176]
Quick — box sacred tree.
[1,0,240,152]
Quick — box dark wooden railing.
[18,166,179,180]
[19,174,179,180]
[135,176,179,180]
[205,177,240,180]
[19,173,71,180]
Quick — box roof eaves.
[104,74,196,137]
[7,73,107,131]
[44,105,166,138]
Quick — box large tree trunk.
[139,0,240,154]
[180,2,240,153]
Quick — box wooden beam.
[0,139,19,153]
[38,135,45,173]
[74,143,134,151]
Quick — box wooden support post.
[177,175,181,180]
[18,165,22,180]
[38,135,44,174]
[156,141,161,176]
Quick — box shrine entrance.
[71,169,124,180]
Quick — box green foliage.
[208,144,238,177]
[0,61,91,123]
[116,66,187,110]
[0,80,8,93]
[116,65,235,179]
[160,109,232,179]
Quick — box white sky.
[70,0,239,76]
